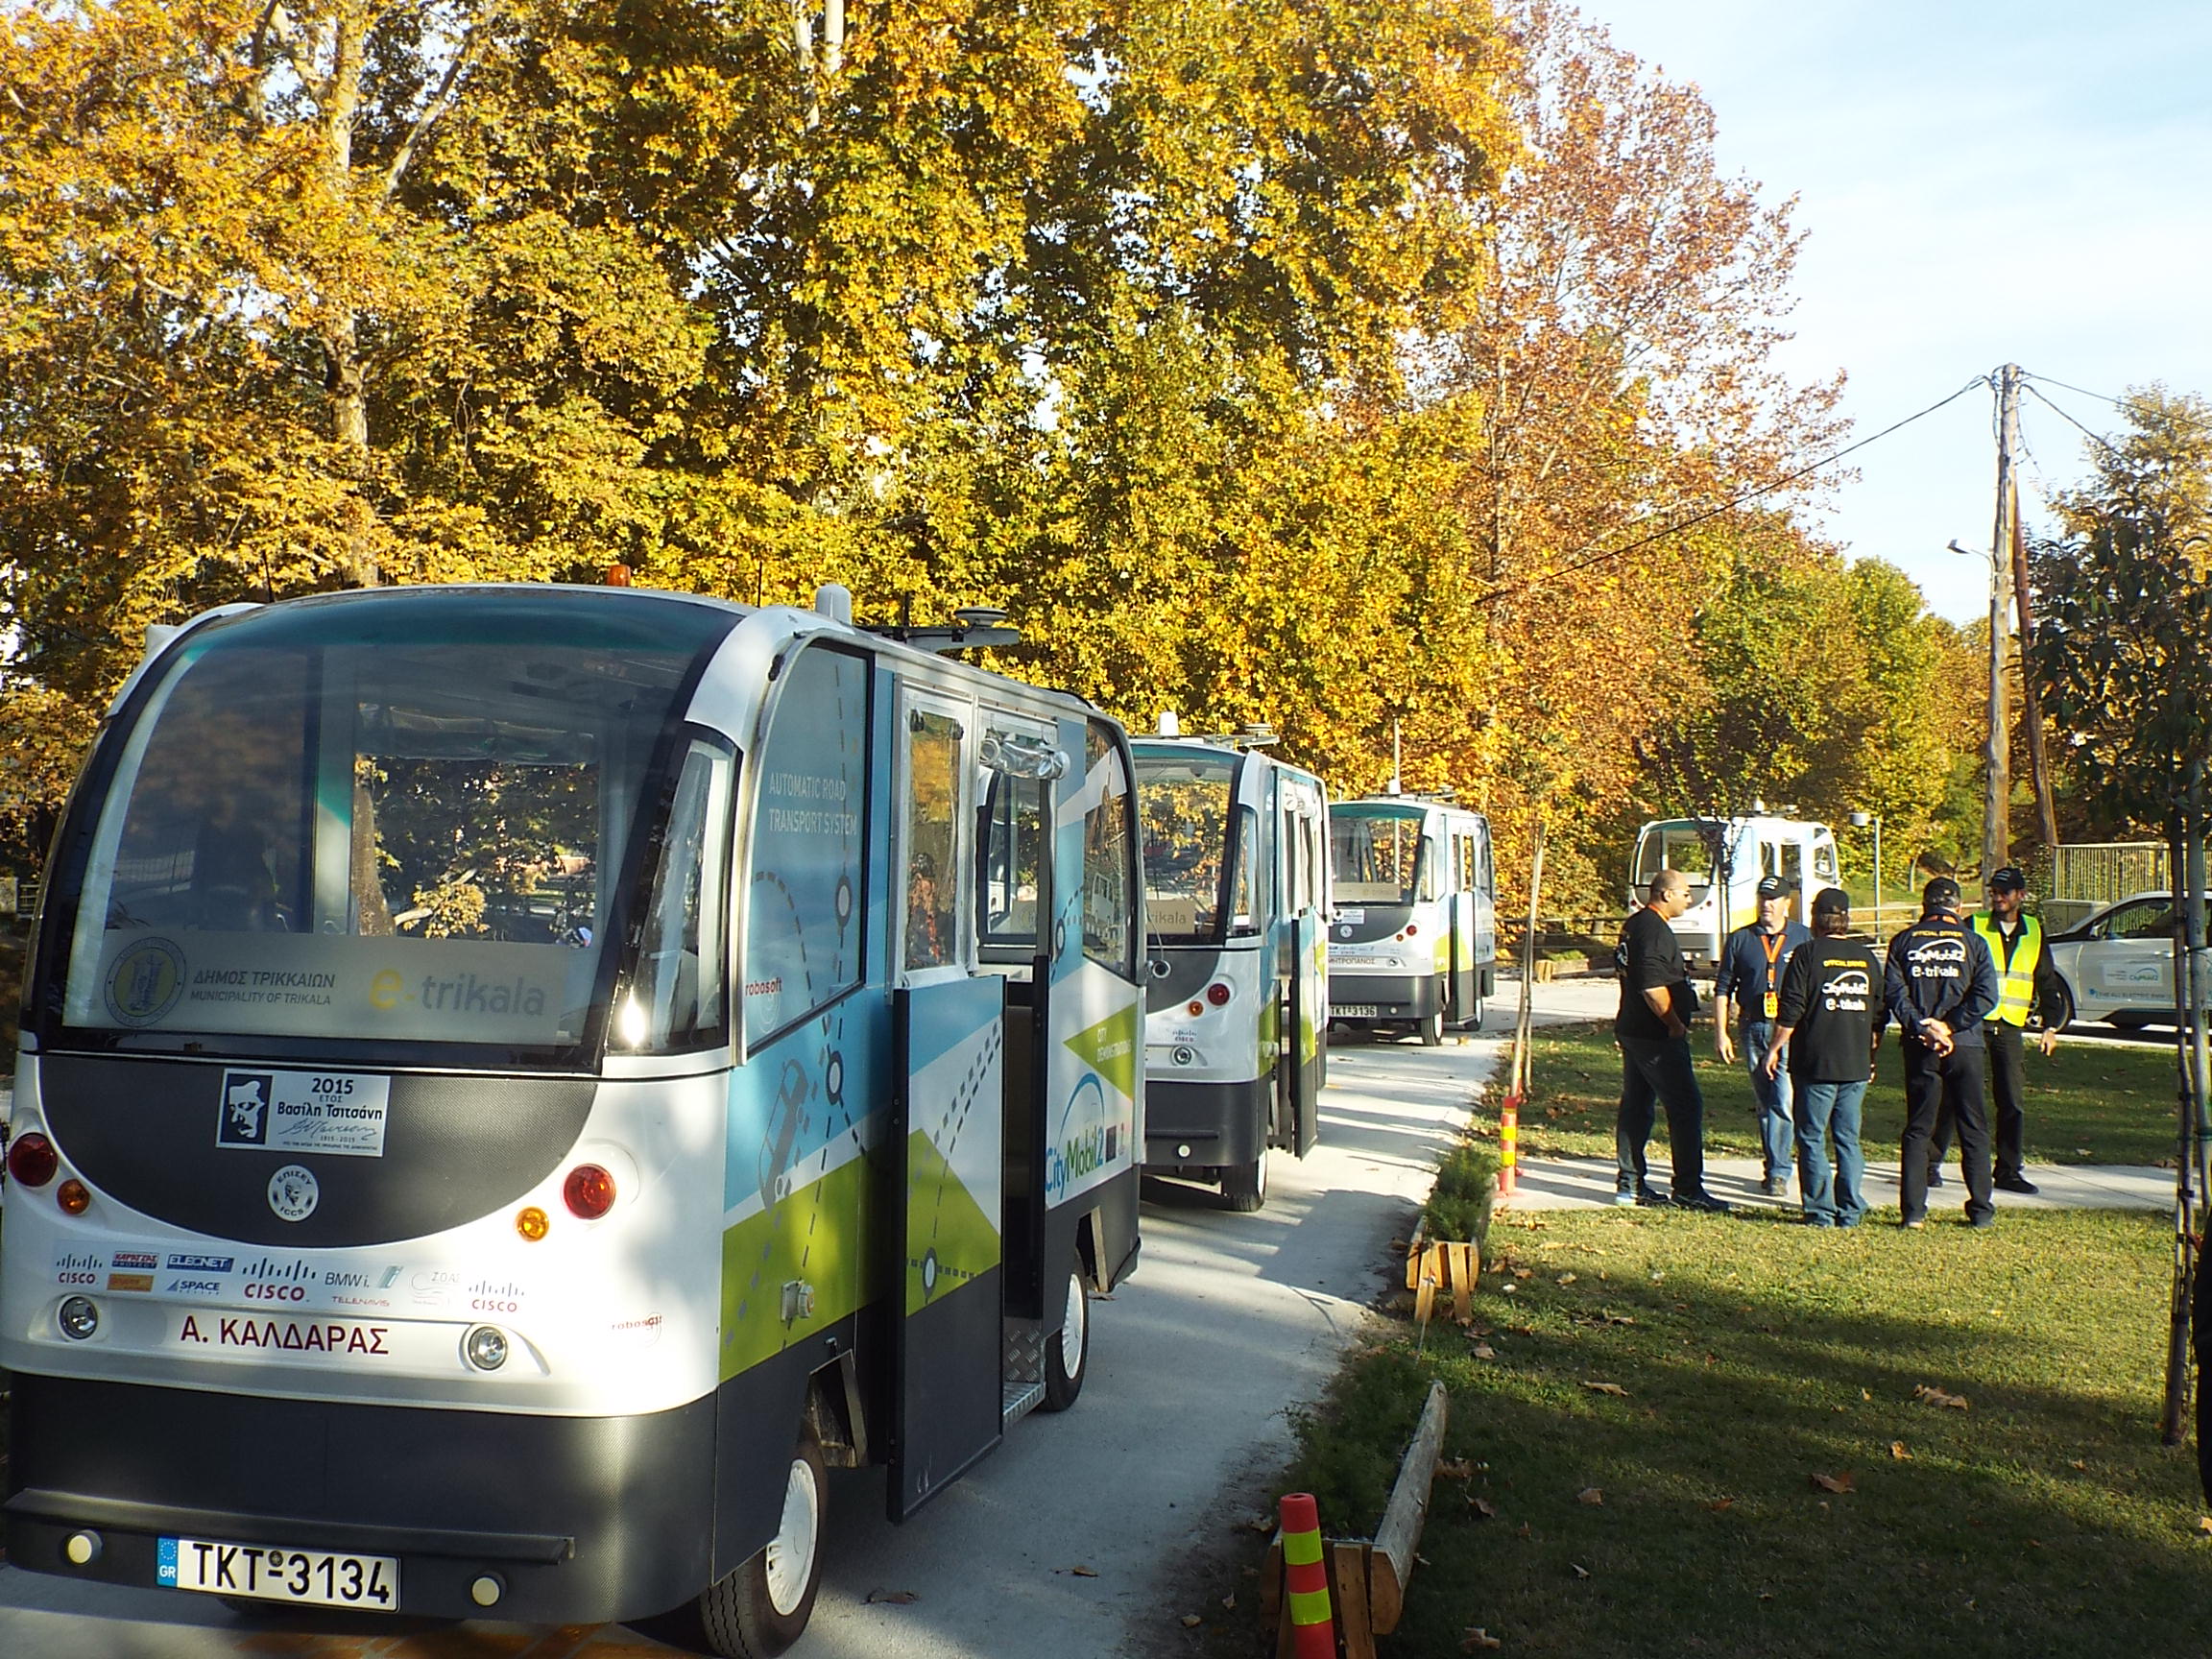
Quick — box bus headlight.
[464,1326,510,1372]
[59,1296,100,1341]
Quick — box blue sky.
[1583,0,2212,621]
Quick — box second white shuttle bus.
[1327,797,1496,1044]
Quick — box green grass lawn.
[1231,1208,2212,1659]
[1517,1021,2183,1168]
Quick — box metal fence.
[2036,842,2170,934]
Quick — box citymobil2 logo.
[1906,935,1968,980]
[1049,1006,1137,1202]
[1821,968,1873,1011]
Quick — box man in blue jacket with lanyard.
[1884,876,2002,1229]
[1715,875,1812,1196]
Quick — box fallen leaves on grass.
[1890,1442,1912,1460]
[1181,1613,1202,1627]
[1706,1498,1734,1512]
[1581,1381,1629,1397]
[2198,1517,2212,1536]
[1242,1513,1274,1533]
[1914,1383,1971,1410]
[1571,1563,1591,1578]
[1437,1458,1477,1480]
[1471,1497,1500,1518]
[1576,1487,1604,1505]
[1220,1592,1237,1610]
[1811,1472,1856,1494]
[1557,1272,1578,1285]
[1462,1628,1504,1650]
[1472,1342,1498,1359]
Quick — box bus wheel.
[699,1425,827,1659]
[1464,992,1486,1033]
[1416,1007,1445,1046]
[1222,1151,1269,1213]
[1041,1253,1092,1411]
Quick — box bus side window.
[1230,807,1259,934]
[979,768,1046,950]
[1081,724,1136,977]
[745,646,868,1047]
[625,738,732,1051]
[903,703,969,976]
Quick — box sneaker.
[1671,1190,1731,1214]
[1970,1214,1998,1230]
[1994,1173,2039,1195]
[1613,1183,1637,1209]
[1635,1184,1671,1208]
[1761,1175,1788,1198]
[1901,1217,1925,1231]
[1926,1166,1945,1189]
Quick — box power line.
[2020,381,2119,455]
[2020,372,2125,408]
[1479,374,1991,603]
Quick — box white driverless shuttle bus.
[1628,814,1840,970]
[0,583,1143,1655]
[1132,731,1329,1212]
[1327,796,1496,1043]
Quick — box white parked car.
[2042,891,2177,1028]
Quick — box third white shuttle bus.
[1326,797,1496,1044]
[1628,815,1841,970]
[1133,734,1329,1212]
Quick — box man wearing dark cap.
[1714,875,1812,1195]
[1927,866,2066,1194]
[1763,888,1887,1225]
[1883,876,2002,1228]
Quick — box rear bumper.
[5,1371,714,1623]
[1326,973,1440,1022]
[1144,1076,1273,1168]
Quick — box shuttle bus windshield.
[1136,750,1251,943]
[1329,804,1428,905]
[50,593,726,1061]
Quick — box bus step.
[1002,1379,1046,1427]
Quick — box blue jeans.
[1793,1078,1867,1227]
[1616,1034,1708,1196]
[1741,1020,1793,1181]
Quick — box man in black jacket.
[1883,876,2002,1229]
[1614,868,1729,1213]
[1763,888,1886,1227]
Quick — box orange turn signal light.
[516,1206,550,1242]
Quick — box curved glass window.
[1330,805,1430,906]
[54,592,726,1059]
[1135,749,1238,942]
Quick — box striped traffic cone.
[1279,1491,1335,1657]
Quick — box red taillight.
[564,1164,617,1219]
[1404,923,1419,937]
[1206,982,1233,1007]
[7,1131,59,1189]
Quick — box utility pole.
[1980,365,2020,881]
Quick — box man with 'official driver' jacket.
[1883,876,2002,1230]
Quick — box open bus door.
[887,691,1004,1520]
[1275,781,1324,1157]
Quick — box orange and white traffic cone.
[1279,1492,1335,1657]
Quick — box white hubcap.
[764,1455,821,1616]
[1060,1270,1087,1381]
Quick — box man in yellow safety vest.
[1927,865,2064,1196]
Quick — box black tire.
[1463,990,1486,1033]
[1041,1255,1092,1412]
[1416,1006,1445,1046]
[1222,1151,1269,1213]
[2052,978,2076,1033]
[699,1426,828,1659]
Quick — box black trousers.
[1616,1034,1708,1195]
[1900,1041,1991,1225]
[1930,1022,2028,1181]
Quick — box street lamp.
[1849,811,1882,931]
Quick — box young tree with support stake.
[2028,385,2212,1458]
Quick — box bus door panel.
[977,718,1056,1321]
[1043,716,1142,1286]
[889,975,1006,1520]
[1279,787,1321,1157]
